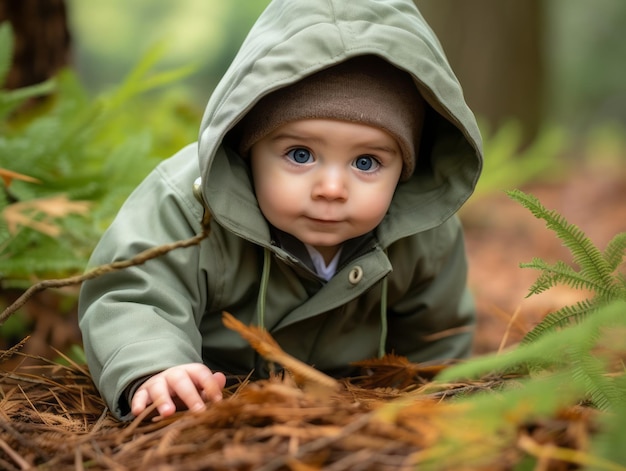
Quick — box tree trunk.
[0,0,71,89]
[415,0,544,144]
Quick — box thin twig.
[498,305,522,354]
[0,229,209,325]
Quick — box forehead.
[268,119,401,151]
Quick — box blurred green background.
[68,0,268,106]
[65,0,626,137]
[1,0,626,359]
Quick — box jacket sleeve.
[78,147,209,420]
[385,215,475,362]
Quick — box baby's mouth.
[307,217,341,224]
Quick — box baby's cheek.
[357,197,390,226]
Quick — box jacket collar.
[271,227,378,275]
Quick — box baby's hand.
[131,363,226,419]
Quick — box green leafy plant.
[472,120,567,198]
[0,22,200,289]
[0,22,201,349]
[425,300,626,469]
[507,188,626,344]
[419,190,626,468]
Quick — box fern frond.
[0,37,199,288]
[614,273,626,298]
[438,301,626,390]
[569,351,621,411]
[507,189,613,289]
[435,315,593,382]
[566,315,624,412]
[522,299,598,344]
[521,258,614,297]
[0,230,88,281]
[603,232,626,272]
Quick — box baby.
[79,0,483,421]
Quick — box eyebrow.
[359,144,398,155]
[271,134,398,155]
[271,133,323,145]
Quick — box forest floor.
[1,152,625,470]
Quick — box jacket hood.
[197,0,482,248]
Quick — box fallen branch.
[0,229,209,325]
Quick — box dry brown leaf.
[3,195,90,236]
[222,311,340,393]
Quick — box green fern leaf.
[0,37,199,289]
[438,301,626,410]
[614,273,626,300]
[603,232,626,272]
[566,318,623,411]
[435,308,600,382]
[521,258,612,297]
[522,299,598,344]
[507,189,613,289]
[569,351,621,411]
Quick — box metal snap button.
[348,266,364,285]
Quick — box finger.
[169,371,206,413]
[193,368,226,403]
[208,372,227,401]
[131,388,149,417]
[145,379,177,418]
[214,371,227,389]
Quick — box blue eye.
[287,148,313,164]
[354,155,378,172]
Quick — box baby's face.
[250,119,403,264]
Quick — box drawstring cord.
[256,247,272,330]
[379,275,389,358]
[255,245,389,359]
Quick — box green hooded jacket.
[78,0,483,420]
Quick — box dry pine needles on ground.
[0,313,604,471]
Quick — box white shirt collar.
[305,244,343,281]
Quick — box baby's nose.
[312,166,348,201]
